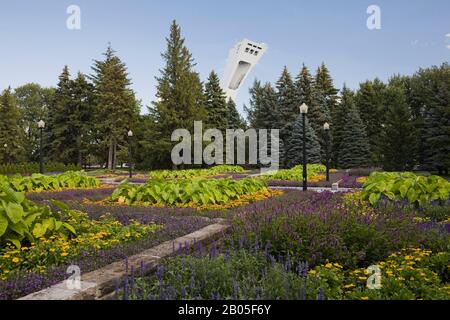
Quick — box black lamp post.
[38,120,45,174]
[127,130,133,179]
[3,143,8,164]
[300,103,308,191]
[324,122,330,182]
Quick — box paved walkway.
[269,186,360,193]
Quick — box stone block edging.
[19,219,231,300]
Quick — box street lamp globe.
[3,144,7,148]
[323,122,330,130]
[299,103,308,114]
[38,120,45,129]
[127,130,133,137]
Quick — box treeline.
[246,63,450,174]
[0,20,449,173]
[0,21,245,170]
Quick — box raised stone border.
[19,219,231,300]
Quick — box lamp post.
[127,130,133,179]
[324,122,330,182]
[3,143,7,164]
[300,103,308,191]
[38,120,45,174]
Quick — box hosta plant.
[361,172,450,207]
[111,177,267,207]
[148,165,245,180]
[262,164,326,181]
[0,185,76,249]
[0,171,100,193]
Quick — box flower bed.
[118,247,450,300]
[0,201,214,300]
[110,177,269,207]
[115,190,450,300]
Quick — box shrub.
[347,168,381,177]
[148,165,245,180]
[111,178,267,207]
[361,172,450,207]
[0,162,81,175]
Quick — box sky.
[0,0,449,116]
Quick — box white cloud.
[447,45,450,50]
[446,33,450,38]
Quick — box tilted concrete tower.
[220,39,267,101]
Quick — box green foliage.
[111,177,267,206]
[0,185,76,249]
[361,172,450,207]
[382,84,417,171]
[126,250,328,300]
[354,79,386,166]
[0,171,99,193]
[263,164,326,181]
[13,83,54,162]
[0,162,81,175]
[0,87,25,163]
[149,20,206,168]
[226,99,246,130]
[204,71,228,131]
[337,87,370,168]
[284,115,322,167]
[148,165,245,180]
[91,45,139,169]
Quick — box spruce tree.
[355,79,386,166]
[382,85,417,171]
[91,45,139,169]
[337,87,370,168]
[226,99,246,129]
[284,114,321,168]
[295,64,315,109]
[46,65,72,163]
[0,87,24,163]
[276,67,298,126]
[151,20,206,168]
[421,63,450,174]
[204,71,228,131]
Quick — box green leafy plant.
[0,185,76,249]
[111,177,267,206]
[0,171,100,193]
[262,164,326,181]
[148,165,245,180]
[361,172,450,207]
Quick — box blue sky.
[0,0,449,116]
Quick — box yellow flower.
[333,263,343,269]
[61,252,68,257]
[360,296,369,300]
[324,263,333,269]
[343,284,356,289]
[12,257,20,263]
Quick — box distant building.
[220,39,267,101]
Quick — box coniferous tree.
[337,87,370,168]
[276,67,298,126]
[0,87,24,163]
[296,64,315,108]
[226,99,246,129]
[355,79,386,166]
[70,72,96,165]
[14,84,54,161]
[46,65,72,163]
[91,45,139,169]
[204,71,228,131]
[284,115,321,168]
[420,64,450,174]
[381,85,417,171]
[245,80,265,128]
[151,20,206,168]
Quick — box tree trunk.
[108,138,114,170]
